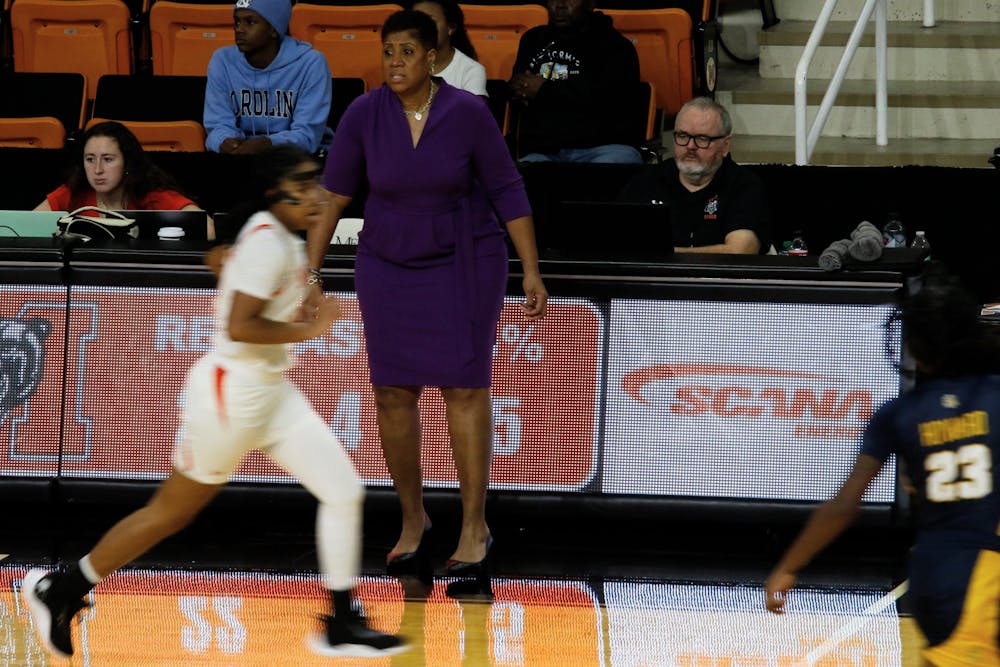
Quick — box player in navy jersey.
[766,264,1000,666]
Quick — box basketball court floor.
[1,503,924,666]
[0,563,922,666]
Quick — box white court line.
[800,580,909,667]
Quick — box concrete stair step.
[718,78,1000,138]
[773,0,1000,23]
[760,20,1000,81]
[718,134,999,168]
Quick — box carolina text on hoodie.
[204,37,334,153]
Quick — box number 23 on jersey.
[925,443,993,502]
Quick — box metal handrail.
[794,0,887,164]
[924,0,936,28]
[793,0,938,164]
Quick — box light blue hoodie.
[204,37,333,153]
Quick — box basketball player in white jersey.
[22,146,407,659]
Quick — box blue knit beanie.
[234,0,291,36]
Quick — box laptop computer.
[114,210,210,242]
[0,210,68,238]
[543,200,672,262]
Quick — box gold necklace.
[403,82,437,121]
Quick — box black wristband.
[307,268,322,286]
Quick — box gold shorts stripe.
[923,549,1000,666]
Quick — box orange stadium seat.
[664,0,712,23]
[638,80,656,142]
[289,3,402,92]
[603,8,695,116]
[86,117,206,151]
[10,0,132,99]
[460,3,548,81]
[0,117,66,148]
[149,1,234,75]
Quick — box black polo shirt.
[619,156,771,253]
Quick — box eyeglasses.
[673,131,729,149]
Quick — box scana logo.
[622,363,873,425]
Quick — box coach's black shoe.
[386,520,433,583]
[445,536,494,600]
[22,569,91,659]
[308,613,408,658]
[386,527,434,592]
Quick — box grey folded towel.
[818,238,851,271]
[850,220,881,240]
[848,221,884,261]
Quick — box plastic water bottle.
[787,231,808,256]
[882,213,906,248]
[911,230,931,259]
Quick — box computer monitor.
[544,200,672,262]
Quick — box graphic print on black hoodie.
[510,11,641,155]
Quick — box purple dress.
[322,81,531,387]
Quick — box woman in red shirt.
[34,121,213,237]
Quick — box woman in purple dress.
[309,10,547,596]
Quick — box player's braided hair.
[226,145,319,230]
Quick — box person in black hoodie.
[507,0,643,163]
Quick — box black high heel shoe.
[444,536,494,600]
[386,525,433,585]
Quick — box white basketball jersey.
[213,210,307,372]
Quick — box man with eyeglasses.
[620,97,771,254]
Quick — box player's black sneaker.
[21,569,91,659]
[308,613,408,658]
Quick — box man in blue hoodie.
[204,0,333,154]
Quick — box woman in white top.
[20,146,405,660]
[413,0,488,97]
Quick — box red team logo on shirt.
[703,195,719,220]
